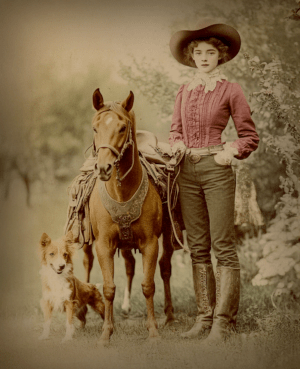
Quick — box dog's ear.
[40,233,51,247]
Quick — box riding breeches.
[177,155,240,269]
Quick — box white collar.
[187,67,227,93]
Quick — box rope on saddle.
[64,168,97,248]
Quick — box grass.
[0,178,299,369]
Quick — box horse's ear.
[40,233,51,247]
[121,91,134,112]
[93,88,104,110]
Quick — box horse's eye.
[119,126,126,134]
[50,253,54,256]
[63,253,68,258]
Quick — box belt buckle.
[189,154,201,164]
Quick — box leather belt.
[186,144,224,164]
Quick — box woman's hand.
[171,141,186,156]
[214,142,239,165]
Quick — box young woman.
[169,20,259,343]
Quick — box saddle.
[64,130,185,251]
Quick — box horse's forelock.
[92,102,136,131]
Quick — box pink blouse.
[169,80,259,159]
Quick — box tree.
[0,62,119,205]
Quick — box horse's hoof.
[164,316,177,326]
[147,335,161,346]
[121,310,130,319]
[61,337,72,343]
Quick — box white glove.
[171,141,186,155]
[214,142,239,165]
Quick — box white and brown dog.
[38,231,105,342]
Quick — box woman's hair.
[184,37,229,65]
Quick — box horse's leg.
[121,249,135,315]
[83,243,94,283]
[95,241,116,346]
[159,222,175,325]
[140,236,160,339]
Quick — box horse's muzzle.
[95,162,113,181]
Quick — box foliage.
[286,1,300,21]
[252,194,300,298]
[243,23,300,298]
[0,63,119,204]
[119,58,182,141]
[120,58,180,120]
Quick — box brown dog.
[39,231,105,342]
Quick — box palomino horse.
[83,89,175,345]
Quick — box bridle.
[94,102,135,186]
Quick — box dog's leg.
[62,301,75,342]
[76,305,88,328]
[39,299,53,340]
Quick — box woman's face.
[192,41,220,73]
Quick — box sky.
[1,0,210,86]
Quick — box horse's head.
[92,89,135,182]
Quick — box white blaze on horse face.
[105,117,113,126]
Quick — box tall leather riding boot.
[202,266,240,344]
[181,264,216,338]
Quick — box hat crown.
[193,18,222,31]
[170,20,241,68]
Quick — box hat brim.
[170,23,241,68]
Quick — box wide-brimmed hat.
[170,19,241,68]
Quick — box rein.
[95,102,135,186]
[166,151,190,253]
